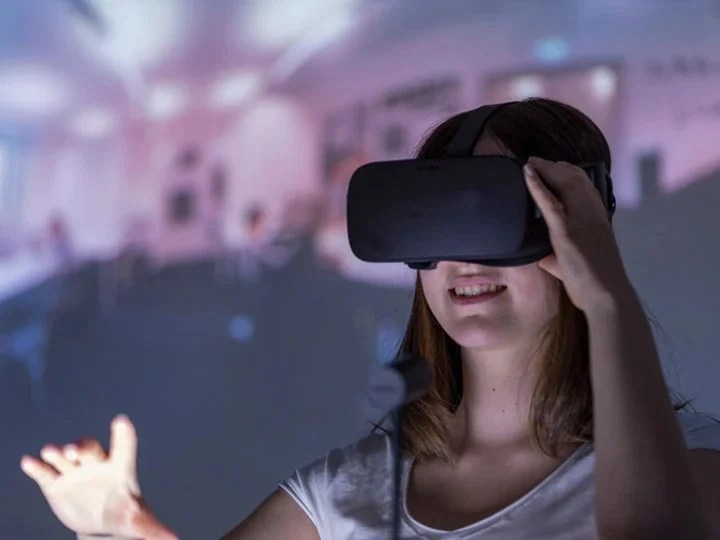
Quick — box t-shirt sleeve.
[279,457,324,531]
[676,411,720,451]
[278,446,345,536]
[278,433,389,538]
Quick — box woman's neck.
[449,344,541,454]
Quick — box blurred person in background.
[207,162,230,282]
[219,202,301,283]
[113,217,152,294]
[46,215,76,274]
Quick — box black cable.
[391,407,403,540]
[365,354,430,539]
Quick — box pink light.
[70,108,116,138]
[146,83,187,119]
[70,0,185,69]
[590,66,617,100]
[209,72,263,109]
[511,76,543,100]
[244,0,358,49]
[0,63,70,119]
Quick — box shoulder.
[288,431,391,489]
[278,432,393,534]
[279,432,392,500]
[675,410,720,451]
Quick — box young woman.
[21,98,720,539]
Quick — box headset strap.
[444,102,515,157]
[443,101,616,217]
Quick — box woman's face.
[419,136,560,351]
[419,260,559,351]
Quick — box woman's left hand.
[523,156,633,313]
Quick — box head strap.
[444,102,516,157]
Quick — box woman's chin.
[450,330,510,351]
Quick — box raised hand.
[21,415,177,539]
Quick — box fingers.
[63,444,80,464]
[527,156,604,214]
[20,455,59,489]
[74,438,107,465]
[39,445,77,474]
[110,414,138,476]
[21,436,107,487]
[527,156,583,193]
[524,164,567,235]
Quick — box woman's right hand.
[20,415,177,539]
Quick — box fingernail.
[524,165,536,178]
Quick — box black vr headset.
[346,101,616,270]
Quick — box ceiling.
[0,0,718,139]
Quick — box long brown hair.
[394,97,690,462]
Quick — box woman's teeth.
[453,284,506,297]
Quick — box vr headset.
[346,101,616,269]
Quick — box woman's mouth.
[449,284,507,305]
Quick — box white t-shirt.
[280,411,720,539]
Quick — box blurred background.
[1,0,719,537]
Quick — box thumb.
[109,415,138,485]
